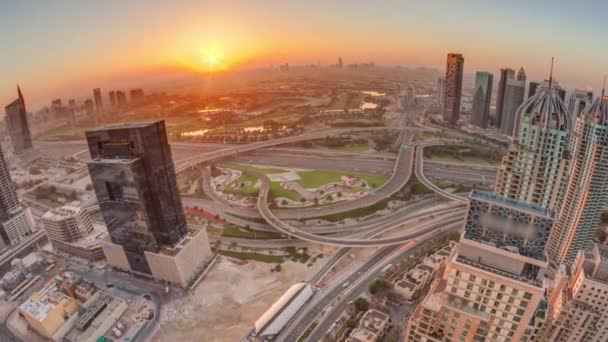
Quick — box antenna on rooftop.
[548,57,554,91]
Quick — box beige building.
[18,279,79,339]
[41,204,105,261]
[547,244,608,341]
[103,228,212,287]
[346,309,390,342]
[405,191,557,342]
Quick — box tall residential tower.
[547,95,608,265]
[495,68,516,129]
[494,82,572,211]
[443,53,464,125]
[471,71,493,129]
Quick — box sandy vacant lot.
[155,257,311,342]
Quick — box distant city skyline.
[2,0,608,110]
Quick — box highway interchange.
[31,102,499,342]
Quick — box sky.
[1,0,607,110]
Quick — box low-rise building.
[345,309,391,342]
[63,294,128,342]
[41,204,105,261]
[18,278,79,339]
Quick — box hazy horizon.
[2,0,607,110]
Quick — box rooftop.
[42,204,84,221]
[470,190,554,218]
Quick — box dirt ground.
[154,257,311,342]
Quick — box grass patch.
[223,163,287,174]
[298,322,318,342]
[298,170,388,189]
[390,179,432,201]
[424,145,501,165]
[225,172,260,196]
[221,224,283,239]
[304,198,390,222]
[330,143,370,153]
[269,182,302,202]
[217,250,284,263]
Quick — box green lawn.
[330,144,370,153]
[298,170,388,189]
[225,172,260,196]
[222,163,287,174]
[269,182,302,202]
[221,224,284,239]
[217,250,284,263]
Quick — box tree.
[70,190,78,201]
[369,279,392,295]
[346,318,358,329]
[49,185,57,193]
[353,297,369,312]
[337,192,343,198]
[313,198,319,206]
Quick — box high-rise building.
[338,57,343,68]
[129,88,144,102]
[83,99,95,115]
[92,88,103,112]
[546,96,608,265]
[116,91,127,106]
[567,88,593,117]
[494,83,571,210]
[443,53,464,125]
[109,90,116,108]
[86,121,187,273]
[471,72,493,129]
[528,81,540,98]
[499,78,526,136]
[495,68,516,129]
[405,191,556,342]
[86,121,211,285]
[4,86,34,154]
[0,145,34,247]
[547,244,608,341]
[0,148,20,221]
[436,77,445,107]
[516,67,527,82]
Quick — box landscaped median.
[215,163,389,208]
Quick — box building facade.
[471,72,494,129]
[499,79,526,136]
[496,68,516,129]
[405,191,555,342]
[92,88,103,113]
[528,81,540,99]
[4,86,34,154]
[437,77,446,107]
[547,97,608,265]
[567,88,593,117]
[41,204,105,261]
[547,244,608,341]
[86,121,189,275]
[443,53,464,125]
[494,85,571,211]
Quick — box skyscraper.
[0,146,34,247]
[567,88,593,117]
[4,86,34,154]
[494,83,571,210]
[499,78,526,136]
[516,67,527,82]
[93,88,103,112]
[528,81,540,98]
[495,68,516,129]
[436,77,445,107]
[443,53,464,125]
[405,191,556,341]
[109,90,116,108]
[546,96,608,265]
[470,71,493,129]
[116,91,127,106]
